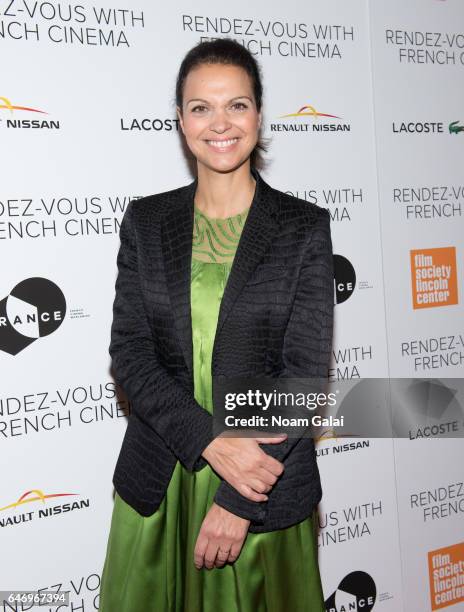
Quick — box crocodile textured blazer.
[109,166,334,533]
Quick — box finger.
[204,541,218,570]
[248,477,272,495]
[227,541,243,564]
[260,456,285,477]
[256,467,278,488]
[194,535,209,569]
[215,548,230,568]
[239,483,268,502]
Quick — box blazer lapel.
[161,167,281,379]
[216,168,280,336]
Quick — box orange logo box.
[428,541,464,610]
[410,247,458,310]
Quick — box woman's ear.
[176,106,184,134]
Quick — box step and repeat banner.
[2,0,463,610]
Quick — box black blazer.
[109,166,334,533]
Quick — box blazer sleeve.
[213,207,334,524]
[109,200,215,472]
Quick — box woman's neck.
[194,163,256,220]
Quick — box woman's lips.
[205,137,239,151]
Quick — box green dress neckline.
[192,205,250,264]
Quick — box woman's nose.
[209,109,232,133]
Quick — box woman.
[99,38,333,612]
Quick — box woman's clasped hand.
[194,433,287,569]
[202,433,287,501]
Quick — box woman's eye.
[190,102,247,113]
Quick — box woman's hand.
[194,502,251,569]
[201,434,286,502]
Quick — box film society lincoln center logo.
[410,247,458,310]
[428,541,464,610]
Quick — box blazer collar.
[161,166,281,378]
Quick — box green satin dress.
[99,204,325,612]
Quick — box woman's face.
[177,63,262,174]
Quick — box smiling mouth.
[205,138,239,149]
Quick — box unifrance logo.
[0,95,60,129]
[325,570,376,612]
[410,247,458,309]
[428,542,464,610]
[334,254,356,305]
[0,278,66,355]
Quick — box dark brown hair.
[174,37,269,168]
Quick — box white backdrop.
[2,1,463,610]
